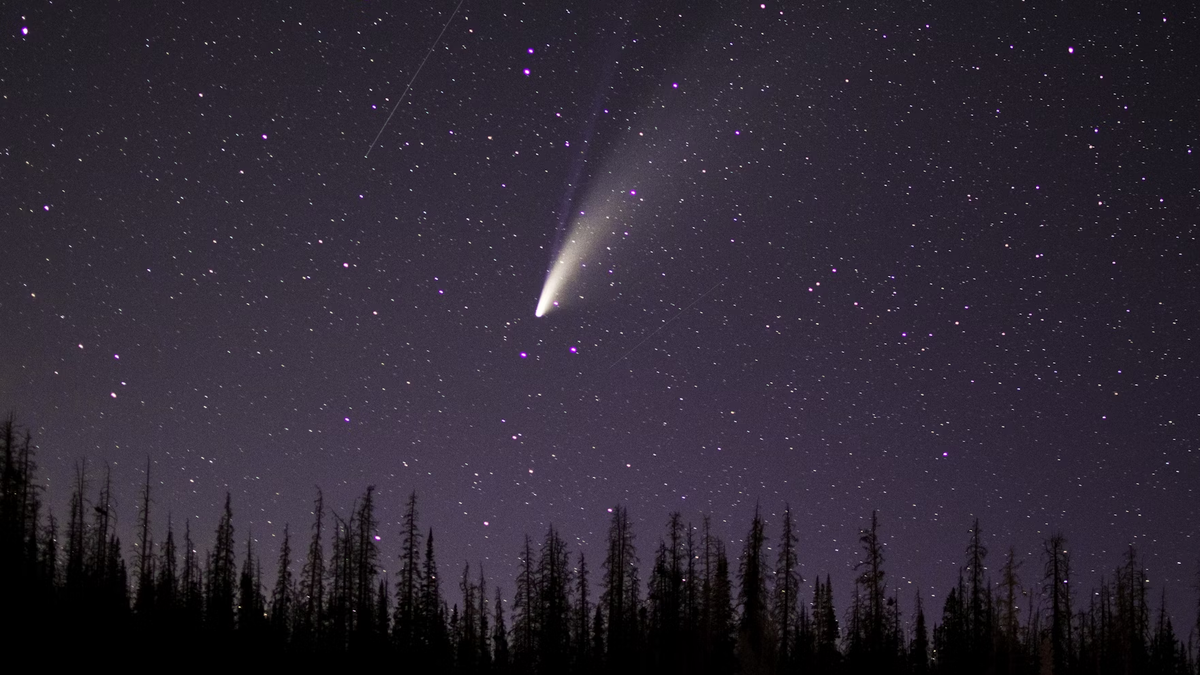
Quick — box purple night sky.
[2,2,1197,618]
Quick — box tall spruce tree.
[493,585,510,671]
[394,491,422,654]
[709,540,738,675]
[297,490,326,647]
[238,533,266,634]
[133,459,155,618]
[737,505,772,674]
[813,575,840,672]
[601,505,640,670]
[458,561,479,671]
[996,545,1025,673]
[513,534,539,670]
[910,591,930,674]
[270,523,294,643]
[573,550,591,669]
[206,493,237,632]
[351,486,380,645]
[965,518,993,669]
[181,519,204,628]
[64,462,87,602]
[1044,533,1073,675]
[420,528,450,667]
[476,566,490,670]
[849,509,894,672]
[538,525,572,672]
[772,504,801,669]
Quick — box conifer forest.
[2,418,1196,673]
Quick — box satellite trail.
[365,0,467,159]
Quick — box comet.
[534,60,706,317]
[532,189,628,317]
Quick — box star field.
[2,2,1197,613]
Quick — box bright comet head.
[535,214,604,317]
[535,271,562,317]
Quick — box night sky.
[3,2,1197,614]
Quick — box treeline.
[1,417,1197,673]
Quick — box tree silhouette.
[737,504,772,674]
[206,493,237,633]
[296,490,325,648]
[772,504,801,670]
[394,491,422,656]
[3,417,1199,673]
[573,551,591,671]
[1044,532,1073,674]
[238,533,266,636]
[133,460,155,618]
[270,523,295,644]
[492,585,510,672]
[513,534,539,671]
[538,525,572,672]
[601,505,640,671]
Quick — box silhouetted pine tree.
[64,463,88,605]
[133,460,155,618]
[996,545,1026,675]
[376,576,391,648]
[394,491,422,656]
[270,523,294,644]
[738,505,773,674]
[965,518,994,670]
[296,490,326,649]
[476,567,491,671]
[538,525,572,672]
[813,575,841,673]
[420,528,451,668]
[698,515,736,675]
[493,585,511,673]
[77,463,131,645]
[1044,533,1073,675]
[206,493,237,633]
[935,573,968,673]
[513,534,539,672]
[573,551,592,671]
[154,516,178,621]
[772,504,801,671]
[1148,590,1188,675]
[0,419,44,644]
[601,505,640,671]
[848,510,895,673]
[708,539,738,675]
[181,519,204,628]
[648,513,686,671]
[1112,546,1150,674]
[683,522,701,651]
[910,591,930,675]
[326,511,350,649]
[793,597,816,673]
[458,561,480,672]
[0,417,20,573]
[449,604,462,670]
[0,419,39,601]
[238,534,266,636]
[351,486,381,648]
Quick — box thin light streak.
[365,0,467,159]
